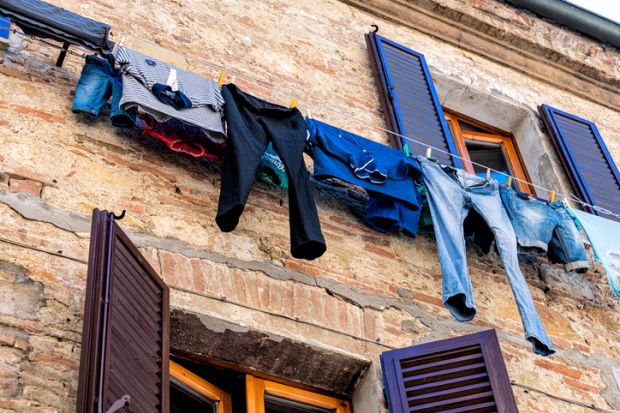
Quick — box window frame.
[445,112,533,194]
[169,360,233,413]
[246,375,351,413]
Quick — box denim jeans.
[419,157,554,355]
[499,185,588,272]
[72,55,135,128]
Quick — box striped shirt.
[115,47,225,143]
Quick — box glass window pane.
[170,378,217,413]
[265,395,336,413]
[465,139,511,184]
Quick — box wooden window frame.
[445,112,533,194]
[246,375,351,413]
[169,360,233,413]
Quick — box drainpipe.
[504,0,620,49]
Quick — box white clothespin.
[306,108,313,119]
[485,169,491,179]
[425,147,432,158]
[166,68,179,92]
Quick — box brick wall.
[0,0,619,412]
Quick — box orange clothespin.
[289,99,298,109]
[486,169,491,179]
[425,148,432,158]
[549,191,555,203]
[217,71,225,88]
[507,176,513,186]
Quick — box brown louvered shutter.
[539,105,620,221]
[381,330,517,413]
[77,209,170,413]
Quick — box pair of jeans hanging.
[419,156,555,356]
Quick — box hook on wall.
[371,24,379,33]
[110,210,126,220]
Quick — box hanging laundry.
[115,47,225,143]
[571,209,620,299]
[418,156,555,356]
[257,143,288,189]
[305,118,422,235]
[140,115,224,161]
[217,84,325,261]
[0,0,113,51]
[499,185,589,272]
[72,55,136,128]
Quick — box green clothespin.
[403,143,410,157]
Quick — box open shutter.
[77,209,170,413]
[366,32,462,168]
[381,330,517,413]
[539,105,620,221]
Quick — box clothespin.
[403,144,410,157]
[425,147,432,158]
[549,191,555,203]
[486,169,491,179]
[217,71,225,88]
[289,99,298,109]
[306,108,313,119]
[507,176,513,187]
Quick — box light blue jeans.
[419,157,555,356]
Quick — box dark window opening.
[265,395,335,413]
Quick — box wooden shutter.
[381,330,517,413]
[366,32,463,168]
[539,105,620,221]
[77,209,170,413]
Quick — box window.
[246,376,351,413]
[170,361,232,413]
[446,112,533,194]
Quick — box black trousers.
[217,84,326,260]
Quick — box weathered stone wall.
[0,0,619,412]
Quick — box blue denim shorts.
[72,55,135,128]
[499,185,588,271]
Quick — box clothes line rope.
[13,27,620,220]
[10,29,87,59]
[114,31,620,219]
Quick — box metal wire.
[10,29,87,59]
[15,27,620,219]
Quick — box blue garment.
[419,156,554,356]
[151,83,192,110]
[500,185,588,272]
[72,55,136,128]
[306,118,422,235]
[571,209,620,299]
[257,142,288,189]
[366,192,421,236]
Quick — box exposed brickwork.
[0,0,619,412]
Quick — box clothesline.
[13,27,620,220]
[112,31,620,220]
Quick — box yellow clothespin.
[425,148,432,158]
[289,99,298,109]
[486,169,491,179]
[549,191,555,203]
[217,71,225,88]
[507,176,513,186]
